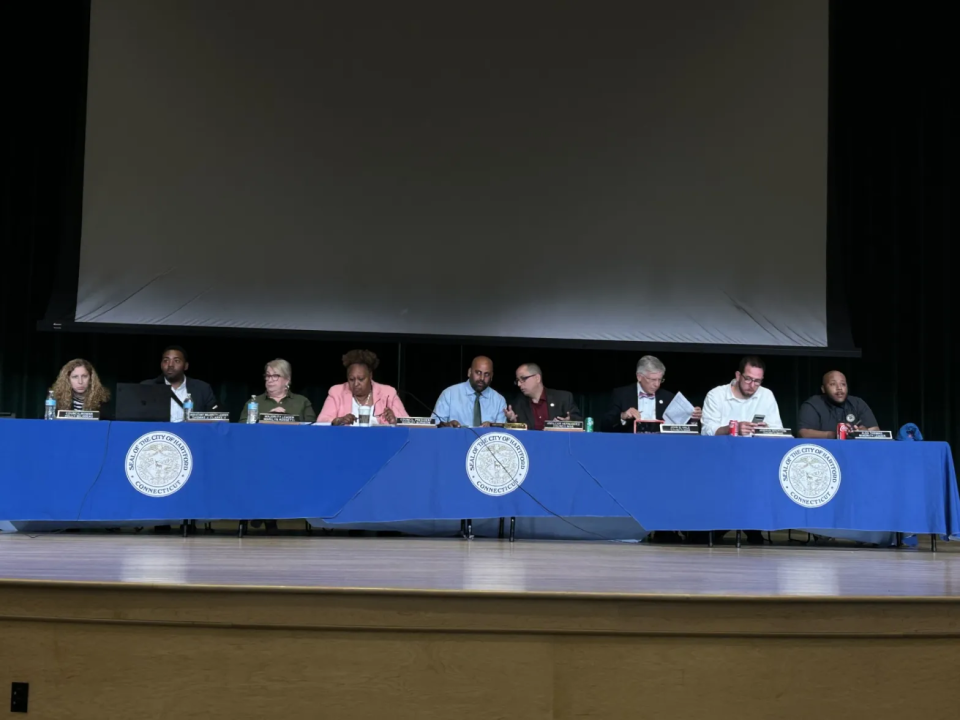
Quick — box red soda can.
[837,423,847,440]
[729,420,739,436]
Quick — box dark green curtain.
[2,3,958,447]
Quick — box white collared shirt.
[636,382,657,421]
[700,380,783,436]
[165,376,189,423]
[620,383,660,425]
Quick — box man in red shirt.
[505,363,581,430]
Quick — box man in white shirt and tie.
[700,356,783,436]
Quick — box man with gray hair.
[602,355,702,432]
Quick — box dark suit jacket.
[141,376,219,412]
[510,388,582,429]
[603,384,675,432]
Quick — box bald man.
[798,371,879,439]
[432,356,507,428]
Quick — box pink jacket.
[317,381,409,424]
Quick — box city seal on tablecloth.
[779,444,841,508]
[465,432,529,496]
[125,432,193,497]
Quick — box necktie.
[473,392,482,427]
[639,393,655,400]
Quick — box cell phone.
[752,414,765,423]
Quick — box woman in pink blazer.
[318,349,409,425]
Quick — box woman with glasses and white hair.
[239,358,317,423]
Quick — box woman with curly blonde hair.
[317,349,408,425]
[51,359,110,412]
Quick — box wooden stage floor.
[1,534,958,598]
[5,535,960,718]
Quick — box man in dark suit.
[605,355,703,544]
[141,345,219,422]
[603,355,702,433]
[505,363,581,430]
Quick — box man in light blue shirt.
[433,356,507,428]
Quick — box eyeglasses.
[639,374,664,385]
[514,374,536,386]
[264,374,282,381]
[740,374,763,385]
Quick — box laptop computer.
[115,383,171,422]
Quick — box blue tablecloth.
[0,420,956,535]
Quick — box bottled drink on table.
[247,395,259,424]
[44,389,57,420]
[585,417,594,432]
[183,393,193,421]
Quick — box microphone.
[395,389,445,425]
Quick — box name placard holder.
[659,424,698,434]
[187,412,230,423]
[489,422,528,430]
[634,419,663,434]
[56,410,100,421]
[847,430,894,440]
[258,413,300,424]
[397,417,437,427]
[752,427,793,437]
[544,420,584,432]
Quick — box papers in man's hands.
[663,392,695,425]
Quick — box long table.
[0,420,957,539]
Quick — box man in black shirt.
[798,371,879,439]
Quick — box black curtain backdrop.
[1,3,957,446]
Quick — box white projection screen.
[78,1,828,346]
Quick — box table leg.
[509,517,516,543]
[736,530,742,549]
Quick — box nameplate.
[259,413,299,424]
[847,430,893,440]
[397,417,437,427]
[488,422,528,430]
[56,410,99,421]
[659,424,698,434]
[544,420,584,432]
[752,427,793,437]
[187,412,230,422]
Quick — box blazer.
[317,381,409,423]
[141,376,219,412]
[509,388,582,429]
[603,384,675,432]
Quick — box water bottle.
[44,390,57,420]
[247,395,259,424]
[585,417,594,432]
[183,393,194,421]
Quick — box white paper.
[663,392,695,425]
